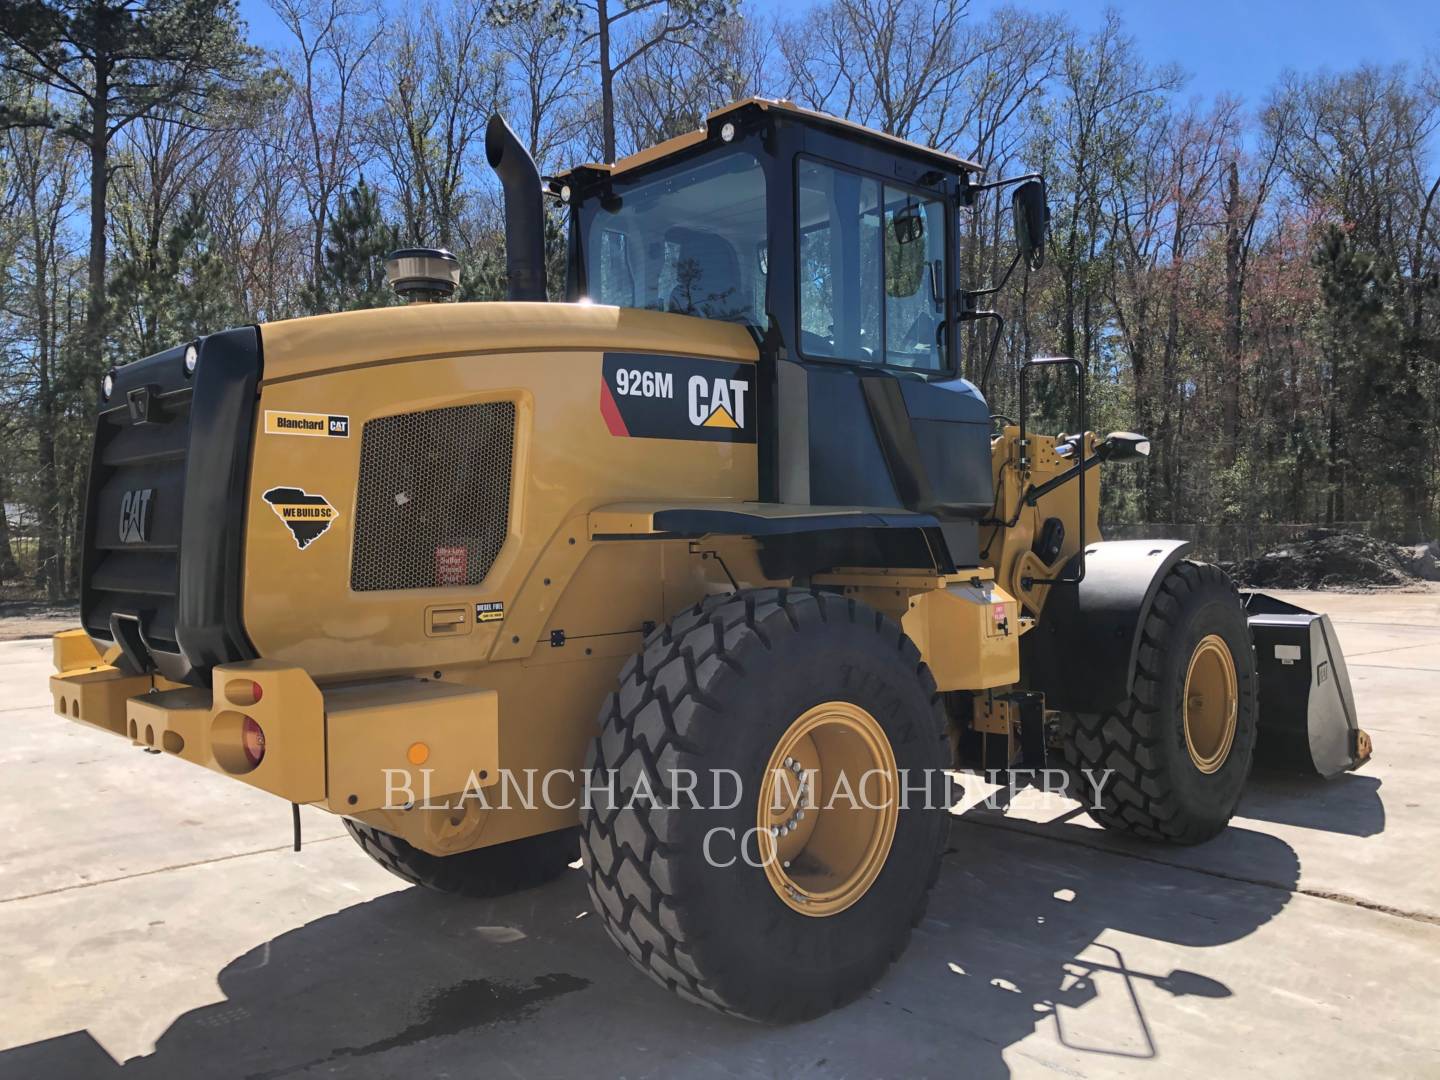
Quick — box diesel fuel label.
[600,353,756,443]
[265,410,350,438]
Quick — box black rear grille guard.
[81,326,261,684]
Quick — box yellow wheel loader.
[48,98,1370,1023]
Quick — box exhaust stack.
[485,114,548,302]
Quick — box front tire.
[579,588,950,1023]
[1060,560,1257,844]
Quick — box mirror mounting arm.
[960,249,1023,305]
[957,171,1043,207]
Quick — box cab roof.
[558,97,983,181]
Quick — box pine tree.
[1,0,261,374]
[304,179,398,313]
[1312,224,1429,535]
[109,197,242,356]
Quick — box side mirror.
[1098,431,1151,462]
[886,204,927,298]
[893,203,924,245]
[1013,179,1048,270]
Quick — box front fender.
[1021,539,1193,714]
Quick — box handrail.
[1018,356,1087,586]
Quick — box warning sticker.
[265,410,350,438]
[263,487,340,550]
[436,545,468,586]
[475,601,505,623]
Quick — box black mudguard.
[1243,592,1369,778]
[1021,539,1193,714]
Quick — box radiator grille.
[351,401,516,592]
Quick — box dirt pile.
[0,597,80,642]
[1401,540,1440,581]
[1227,532,1430,589]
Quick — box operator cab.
[555,99,999,568]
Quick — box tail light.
[242,717,266,767]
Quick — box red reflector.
[250,680,264,704]
[242,716,266,767]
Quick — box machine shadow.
[0,820,1301,1080]
[1239,767,1385,837]
[912,813,1299,1076]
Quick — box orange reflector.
[407,742,430,766]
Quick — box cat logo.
[600,353,755,443]
[118,488,154,544]
[263,486,340,550]
[687,375,748,430]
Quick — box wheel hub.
[756,701,898,917]
[420,797,482,853]
[1183,634,1239,774]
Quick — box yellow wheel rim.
[756,701,898,917]
[1183,634,1239,774]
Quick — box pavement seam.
[954,813,1440,928]
[1348,662,1440,672]
[1344,641,1440,658]
[1324,618,1440,631]
[0,834,349,905]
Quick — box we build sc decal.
[600,353,756,443]
[263,486,339,550]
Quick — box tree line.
[2,0,1438,599]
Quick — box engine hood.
[258,301,758,385]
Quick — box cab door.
[774,156,992,560]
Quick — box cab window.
[583,149,767,327]
[797,158,947,371]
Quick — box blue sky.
[237,0,1439,110]
[966,0,1437,107]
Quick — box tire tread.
[1060,561,1253,845]
[579,587,948,1022]
[344,819,578,898]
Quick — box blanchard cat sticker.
[600,352,756,443]
[263,487,340,550]
[264,410,350,437]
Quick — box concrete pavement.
[1,590,1436,1078]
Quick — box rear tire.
[1059,560,1257,844]
[344,820,579,898]
[579,588,951,1023]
